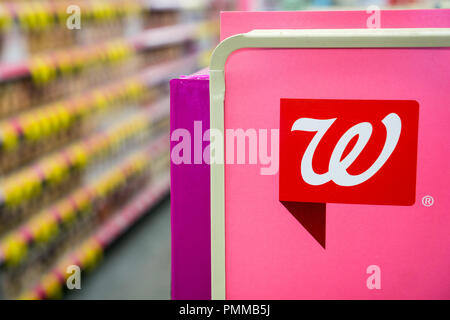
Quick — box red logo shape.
[280,99,419,206]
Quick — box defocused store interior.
[0,0,446,300]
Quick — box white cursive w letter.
[291,113,401,187]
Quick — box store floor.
[65,197,171,300]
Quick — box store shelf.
[0,133,168,268]
[145,0,210,11]
[0,0,224,300]
[0,0,143,27]
[132,22,201,50]
[0,99,168,213]
[0,53,198,155]
[95,174,170,249]
[20,173,170,300]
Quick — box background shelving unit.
[0,0,235,300]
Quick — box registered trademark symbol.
[422,196,434,207]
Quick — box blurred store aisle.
[65,198,171,300]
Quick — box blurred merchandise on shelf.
[0,0,234,300]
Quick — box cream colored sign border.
[209,28,450,300]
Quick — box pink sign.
[280,98,419,206]
[220,10,450,299]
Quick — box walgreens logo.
[280,99,419,206]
